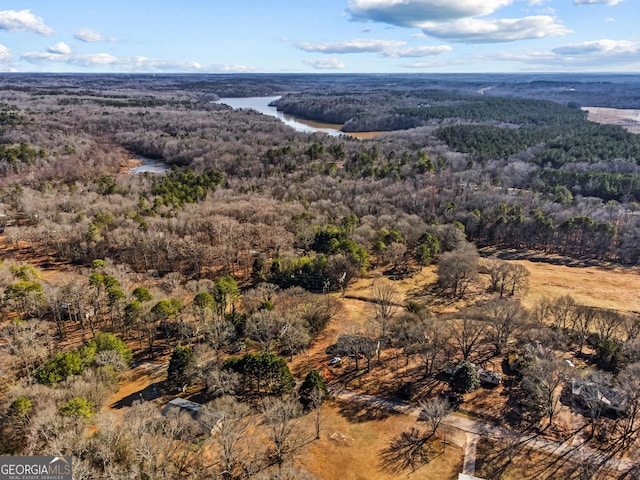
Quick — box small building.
[162,397,203,419]
[162,397,223,434]
[477,368,502,385]
[571,379,627,415]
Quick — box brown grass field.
[297,402,464,480]
[583,106,640,134]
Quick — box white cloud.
[48,42,72,55]
[494,39,639,68]
[303,57,346,70]
[552,38,636,56]
[74,28,115,43]
[21,49,204,72]
[67,53,121,67]
[297,37,451,60]
[126,56,202,71]
[21,52,69,64]
[297,38,405,54]
[348,0,512,26]
[0,9,53,35]
[383,45,452,57]
[348,0,570,43]
[419,16,571,43]
[574,0,623,5]
[209,64,263,73]
[0,44,12,61]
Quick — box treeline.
[461,205,618,261]
[535,169,640,203]
[275,91,587,132]
[398,96,586,126]
[436,124,640,203]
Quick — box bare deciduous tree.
[418,397,451,437]
[615,362,640,446]
[278,316,311,360]
[593,308,624,343]
[488,260,530,297]
[449,314,486,362]
[571,305,598,355]
[392,314,448,377]
[309,387,325,440]
[550,295,576,332]
[245,309,281,353]
[260,396,309,469]
[578,373,612,439]
[200,396,252,478]
[371,280,400,339]
[481,298,527,356]
[521,354,567,428]
[437,242,479,298]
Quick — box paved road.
[328,386,639,475]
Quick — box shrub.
[167,346,196,390]
[86,332,133,367]
[299,370,327,408]
[451,361,480,394]
[9,397,32,418]
[34,351,85,385]
[59,397,95,420]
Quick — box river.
[129,156,170,174]
[215,96,344,136]
[130,95,378,173]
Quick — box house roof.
[571,378,627,413]
[163,397,202,414]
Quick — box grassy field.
[298,402,464,480]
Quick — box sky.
[0,0,638,74]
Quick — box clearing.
[583,106,640,134]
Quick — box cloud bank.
[496,39,639,68]
[420,16,571,43]
[48,42,72,55]
[20,49,203,72]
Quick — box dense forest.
[1,73,640,479]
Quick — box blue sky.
[0,0,638,73]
